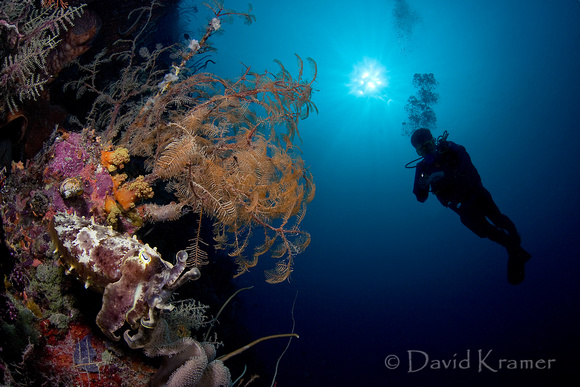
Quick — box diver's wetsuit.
[413,141,523,255]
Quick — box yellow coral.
[114,176,154,211]
[104,195,122,226]
[101,147,130,172]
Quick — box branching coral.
[0,0,85,119]
[41,0,69,9]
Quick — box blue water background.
[175,1,580,385]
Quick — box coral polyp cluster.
[100,147,130,173]
[111,174,154,212]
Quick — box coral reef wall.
[0,0,316,385]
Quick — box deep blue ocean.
[174,1,580,385]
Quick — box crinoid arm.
[121,55,318,282]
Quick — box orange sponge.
[113,176,154,211]
[104,195,117,214]
[101,147,130,172]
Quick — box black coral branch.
[0,1,85,116]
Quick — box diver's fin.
[507,247,531,285]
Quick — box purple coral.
[40,131,114,219]
[0,294,18,323]
[45,133,90,178]
[8,265,28,293]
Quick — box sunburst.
[348,58,390,100]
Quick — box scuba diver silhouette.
[408,128,531,285]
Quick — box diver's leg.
[478,188,521,246]
[454,202,512,246]
[458,208,530,284]
[474,188,531,284]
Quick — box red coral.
[37,320,155,386]
[41,0,69,9]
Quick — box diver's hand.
[418,171,445,190]
[418,173,430,190]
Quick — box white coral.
[210,17,221,31]
[158,72,179,91]
[188,39,199,52]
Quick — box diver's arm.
[446,141,482,183]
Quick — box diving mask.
[415,139,435,156]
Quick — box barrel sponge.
[201,342,217,363]
[165,340,208,386]
[153,339,232,387]
[198,360,231,387]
